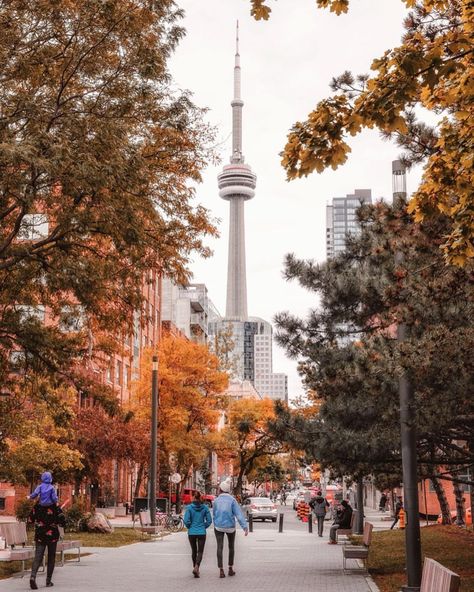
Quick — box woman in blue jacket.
[183,491,212,577]
[212,479,248,578]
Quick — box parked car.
[437,507,471,525]
[293,491,306,510]
[242,497,278,522]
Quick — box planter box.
[96,507,115,519]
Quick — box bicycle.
[156,511,184,533]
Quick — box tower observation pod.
[218,21,257,320]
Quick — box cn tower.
[218,21,257,320]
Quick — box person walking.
[28,502,65,589]
[183,491,212,578]
[212,479,248,578]
[390,496,403,529]
[328,500,353,544]
[310,490,330,537]
[379,492,388,512]
[280,490,287,506]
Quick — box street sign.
[170,473,181,484]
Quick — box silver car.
[242,497,278,522]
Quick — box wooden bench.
[138,510,164,540]
[336,511,356,542]
[0,522,35,576]
[57,526,82,566]
[342,521,373,572]
[420,557,460,592]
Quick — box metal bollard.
[248,514,253,533]
[308,514,313,533]
[278,513,284,533]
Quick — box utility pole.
[149,355,159,526]
[393,160,422,591]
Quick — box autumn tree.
[220,398,284,495]
[0,375,84,489]
[248,0,474,264]
[130,336,228,507]
[0,1,217,396]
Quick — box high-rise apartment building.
[326,189,372,258]
[161,278,219,345]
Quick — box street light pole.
[149,355,159,526]
[393,160,422,591]
[397,288,422,591]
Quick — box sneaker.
[328,540,337,544]
[46,582,54,588]
[228,567,236,576]
[29,579,38,590]
[219,568,226,578]
[193,565,199,578]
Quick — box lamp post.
[393,160,422,591]
[149,355,159,525]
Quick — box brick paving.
[0,507,379,591]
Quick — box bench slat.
[420,558,460,592]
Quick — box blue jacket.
[29,472,58,506]
[184,502,212,535]
[212,493,248,531]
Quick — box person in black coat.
[328,500,353,544]
[28,503,66,589]
[390,496,403,529]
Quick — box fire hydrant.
[398,508,406,529]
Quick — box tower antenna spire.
[236,20,239,56]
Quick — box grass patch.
[22,526,144,548]
[365,525,474,592]
[65,527,143,548]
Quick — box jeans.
[31,542,57,581]
[214,529,236,568]
[315,515,325,536]
[329,524,340,542]
[188,534,206,566]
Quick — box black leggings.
[31,542,57,581]
[214,529,236,568]
[188,534,206,566]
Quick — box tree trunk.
[235,468,245,497]
[355,476,364,534]
[134,463,144,499]
[90,479,99,508]
[430,475,451,524]
[175,481,182,514]
[453,477,465,526]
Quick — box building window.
[59,305,85,332]
[115,361,122,385]
[17,305,46,322]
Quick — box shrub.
[64,504,89,532]
[15,498,35,522]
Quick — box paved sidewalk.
[0,507,380,592]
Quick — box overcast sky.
[170,0,424,400]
